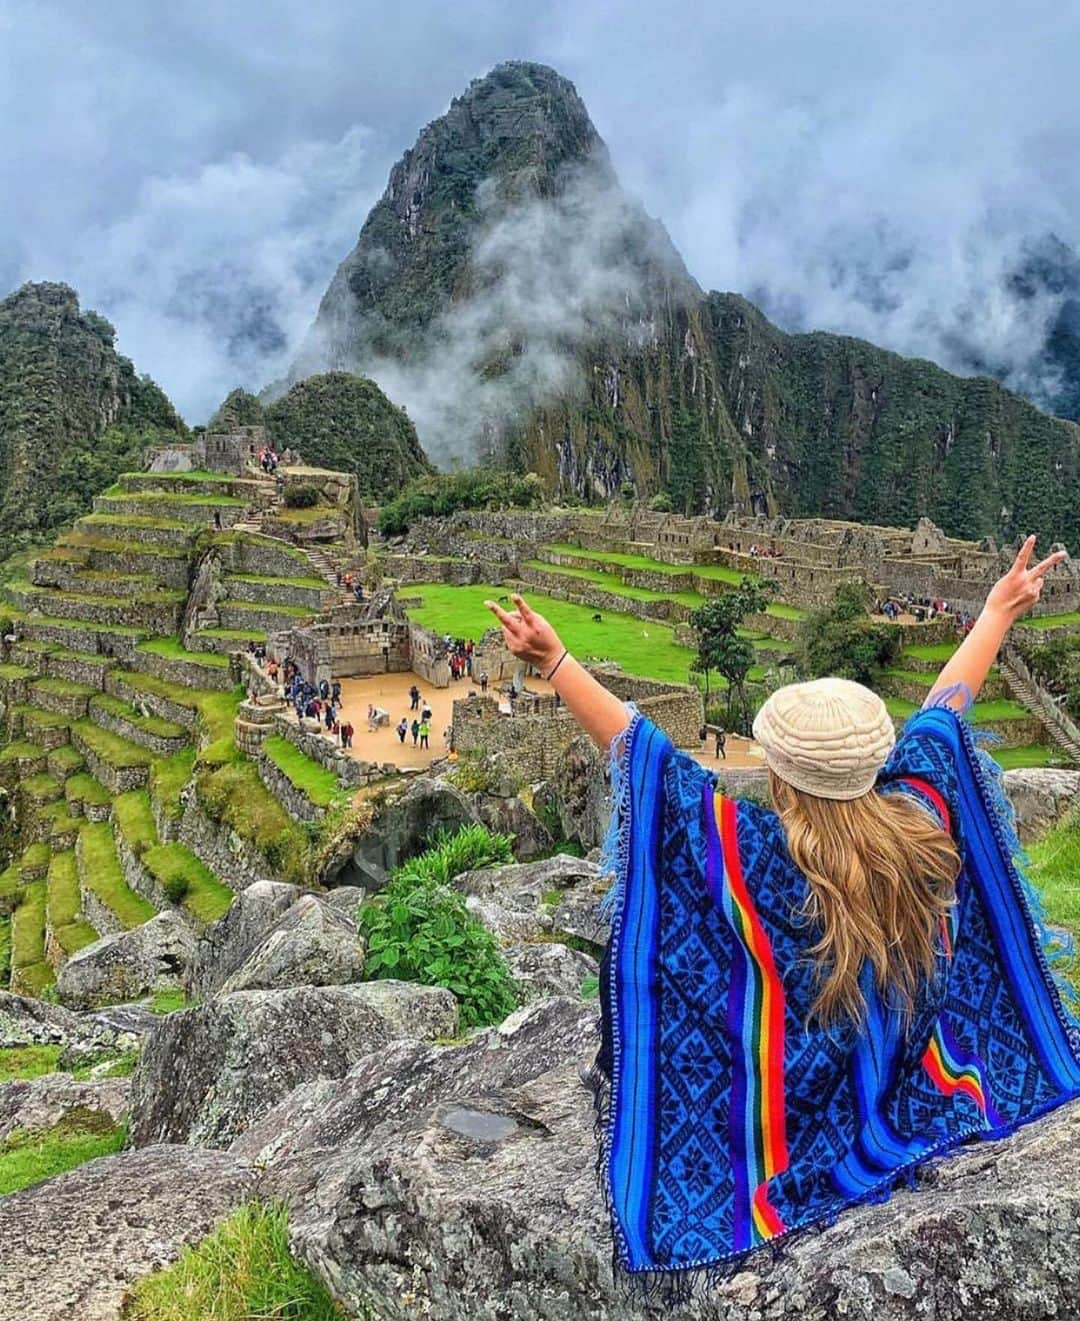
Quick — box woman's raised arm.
[925,535,1068,711]
[484,593,630,749]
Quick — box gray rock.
[1005,767,1080,842]
[129,981,458,1149]
[472,792,554,861]
[78,1003,161,1039]
[218,893,365,994]
[0,991,85,1049]
[0,1072,129,1143]
[536,733,611,850]
[460,853,609,950]
[329,776,481,891]
[235,996,597,1182]
[503,942,598,1002]
[319,884,366,917]
[186,879,303,999]
[56,911,195,1011]
[0,1145,254,1321]
[252,1025,1080,1321]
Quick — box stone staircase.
[1000,643,1080,764]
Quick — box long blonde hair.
[769,771,961,1027]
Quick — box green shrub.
[162,873,190,904]
[283,484,320,509]
[358,824,517,1029]
[378,467,543,537]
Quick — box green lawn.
[144,843,234,924]
[73,720,153,769]
[399,583,699,685]
[151,747,197,821]
[522,559,707,609]
[64,772,113,809]
[1027,811,1080,982]
[0,1114,126,1196]
[225,572,327,591]
[262,735,348,809]
[542,542,749,586]
[46,851,98,956]
[992,745,1067,769]
[113,790,158,853]
[121,468,237,483]
[902,643,959,663]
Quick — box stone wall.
[269,614,413,687]
[226,534,316,580]
[130,647,237,693]
[179,794,271,893]
[266,713,390,788]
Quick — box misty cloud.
[308,168,685,464]
[2,0,1079,428]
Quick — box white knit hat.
[752,678,896,801]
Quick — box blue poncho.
[592,704,1080,1288]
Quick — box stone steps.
[1000,659,1080,763]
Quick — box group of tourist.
[440,634,477,682]
[877,594,975,633]
[257,446,280,474]
[746,543,783,559]
[334,569,365,603]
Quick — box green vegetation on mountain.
[259,372,431,500]
[299,61,1079,544]
[206,386,265,430]
[0,283,187,557]
[379,468,543,535]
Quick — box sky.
[3,0,1079,423]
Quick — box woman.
[485,535,1080,1284]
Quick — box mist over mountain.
[291,62,1079,544]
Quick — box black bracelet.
[544,648,569,681]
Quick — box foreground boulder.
[0,1145,254,1321]
[1004,767,1080,842]
[129,981,458,1148]
[237,994,1080,1320]
[470,791,554,861]
[0,992,86,1048]
[0,1072,129,1143]
[502,942,599,1001]
[56,911,195,1010]
[218,893,365,994]
[186,879,303,999]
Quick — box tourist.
[341,720,354,749]
[396,717,408,744]
[715,729,726,759]
[367,704,376,732]
[479,671,489,694]
[213,510,222,531]
[421,703,432,723]
[418,719,430,749]
[409,684,420,710]
[336,569,343,588]
[319,678,330,701]
[483,541,1076,1280]
[324,704,336,730]
[331,680,342,705]
[410,717,420,746]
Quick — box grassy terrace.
[13,581,186,609]
[11,880,50,995]
[79,513,191,532]
[137,636,231,668]
[78,822,155,928]
[225,572,328,591]
[58,532,189,559]
[262,735,348,809]
[145,844,233,924]
[120,468,237,483]
[221,600,314,618]
[64,772,112,810]
[73,721,152,769]
[46,850,98,955]
[100,486,245,507]
[1016,611,1080,630]
[151,748,196,821]
[543,542,747,586]
[884,696,1032,723]
[89,693,187,741]
[197,627,267,642]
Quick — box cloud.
[306,166,684,465]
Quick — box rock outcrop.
[56,910,195,1010]
[216,893,364,994]
[128,981,458,1148]
[502,942,598,1001]
[235,993,1080,1320]
[460,852,609,950]
[185,879,304,999]
[0,1072,129,1143]
[0,1146,254,1321]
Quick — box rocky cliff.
[297,61,1080,545]
[0,282,186,557]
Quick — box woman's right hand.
[984,535,1068,625]
[484,593,564,673]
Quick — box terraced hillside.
[394,538,1073,769]
[0,468,346,997]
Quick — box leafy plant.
[358,824,517,1028]
[161,873,190,904]
[689,577,776,734]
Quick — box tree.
[689,578,775,734]
[800,581,899,685]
